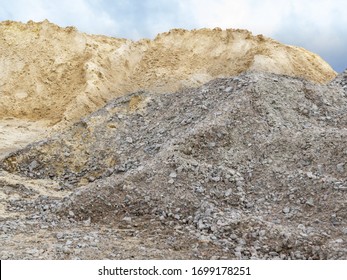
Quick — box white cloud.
[179,0,346,37]
[0,0,119,35]
[178,0,347,71]
[179,0,292,35]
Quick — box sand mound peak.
[0,20,337,125]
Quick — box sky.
[0,0,346,72]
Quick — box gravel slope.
[1,71,346,259]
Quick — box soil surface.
[0,119,50,156]
[0,21,345,260]
[0,71,346,259]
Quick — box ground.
[1,72,346,259]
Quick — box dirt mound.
[1,72,346,259]
[0,20,336,125]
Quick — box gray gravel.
[0,70,346,259]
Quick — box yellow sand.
[0,20,336,126]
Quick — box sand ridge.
[0,20,337,126]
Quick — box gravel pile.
[1,71,346,259]
[330,69,347,93]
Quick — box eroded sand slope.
[0,20,336,126]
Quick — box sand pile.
[0,20,336,125]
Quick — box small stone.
[337,163,345,173]
[122,216,132,223]
[282,207,290,214]
[224,188,232,197]
[211,176,220,182]
[230,234,238,240]
[126,137,133,143]
[195,186,205,193]
[198,235,210,242]
[83,218,91,227]
[56,233,64,239]
[123,184,134,191]
[124,195,132,201]
[210,235,217,240]
[168,179,174,184]
[297,224,306,231]
[169,172,177,178]
[234,251,242,259]
[63,246,72,254]
[68,211,75,217]
[225,87,233,92]
[245,202,253,208]
[29,160,39,172]
[1,251,9,259]
[306,198,314,207]
[236,180,244,188]
[208,142,216,149]
[27,249,39,256]
[174,214,180,220]
[137,165,144,171]
[294,251,302,259]
[88,176,95,182]
[197,220,206,230]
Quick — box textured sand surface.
[0,20,336,126]
[0,119,50,157]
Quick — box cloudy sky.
[0,0,346,72]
